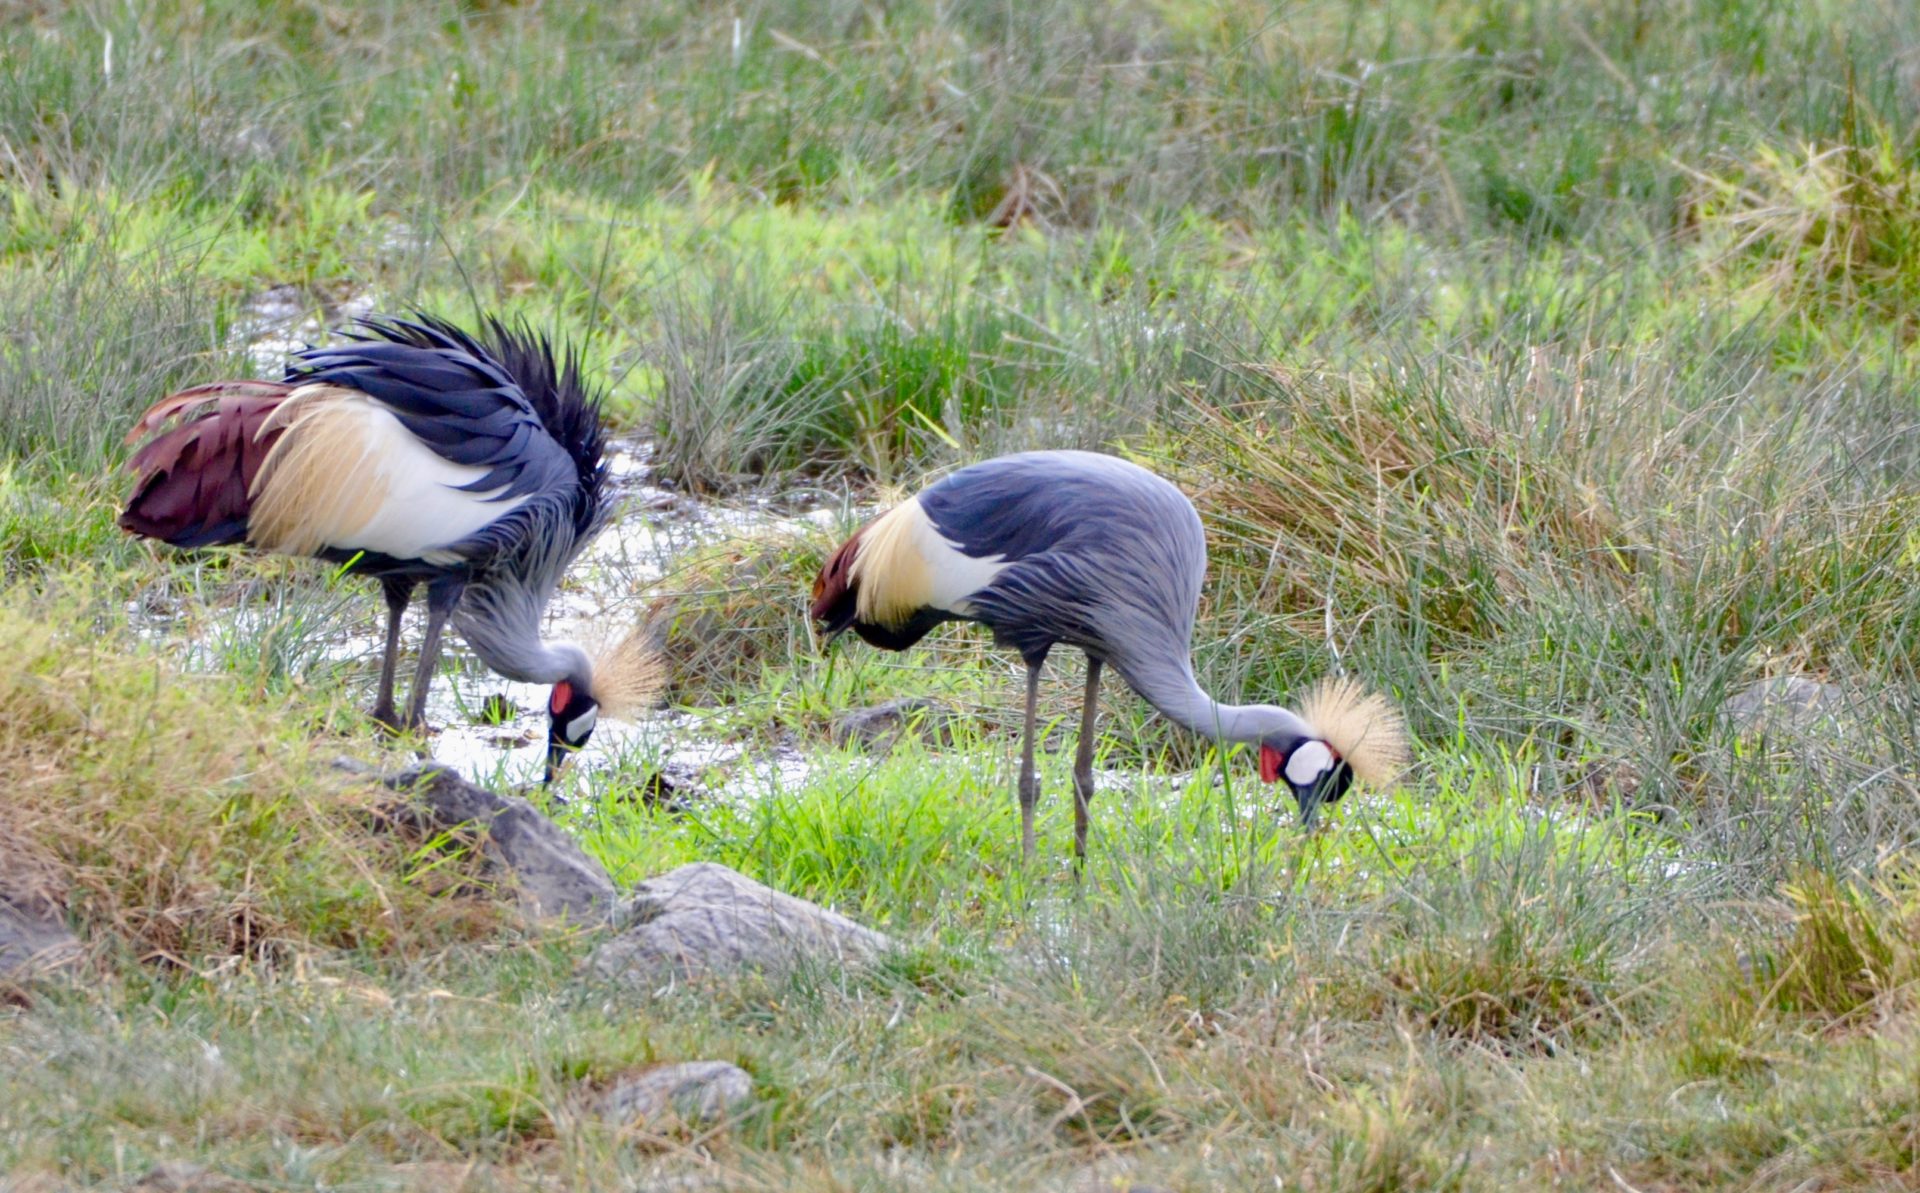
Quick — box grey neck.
[1124,658,1313,747]
[481,636,591,687]
[450,495,605,688]
[453,578,593,687]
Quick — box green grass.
[7,0,1920,1187]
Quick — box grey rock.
[1725,676,1852,734]
[595,1060,753,1128]
[0,894,79,983]
[832,697,954,753]
[372,763,617,922]
[589,862,892,986]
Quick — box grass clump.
[0,239,230,471]
[1728,866,1920,1026]
[1668,864,1920,1086]
[1356,879,1625,1052]
[1324,1083,1468,1193]
[1688,106,1920,340]
[0,588,498,966]
[1160,365,1625,647]
[646,532,831,706]
[1310,816,1647,1053]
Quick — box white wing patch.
[912,503,1009,615]
[250,385,527,564]
[853,497,1008,626]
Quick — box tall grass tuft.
[0,239,227,471]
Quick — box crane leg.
[1019,657,1044,863]
[1073,656,1102,868]
[370,577,414,732]
[400,577,465,732]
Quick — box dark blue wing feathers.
[283,314,610,560]
[919,451,1199,566]
[289,337,553,488]
[918,454,1083,563]
[917,451,1207,666]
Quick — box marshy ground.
[7,1,1920,1189]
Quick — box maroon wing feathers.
[808,525,949,651]
[810,528,865,635]
[119,382,295,548]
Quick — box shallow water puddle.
[432,702,819,805]
[424,440,846,790]
[233,285,377,374]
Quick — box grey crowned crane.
[118,314,658,782]
[811,449,1407,862]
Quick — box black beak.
[544,731,574,786]
[1294,762,1355,830]
[1296,784,1327,830]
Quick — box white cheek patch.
[1286,740,1337,788]
[564,708,598,743]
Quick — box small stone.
[831,697,954,753]
[589,863,893,986]
[367,764,618,923]
[595,1060,753,1129]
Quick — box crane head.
[1258,736,1352,828]
[1262,676,1410,828]
[541,627,665,784]
[545,677,600,784]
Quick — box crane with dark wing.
[119,314,658,781]
[812,449,1408,862]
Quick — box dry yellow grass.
[0,589,500,966]
[1160,378,1627,644]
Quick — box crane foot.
[368,705,424,737]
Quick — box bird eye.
[1285,740,1336,787]
[564,707,598,743]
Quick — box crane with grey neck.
[811,450,1406,864]
[119,314,659,782]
